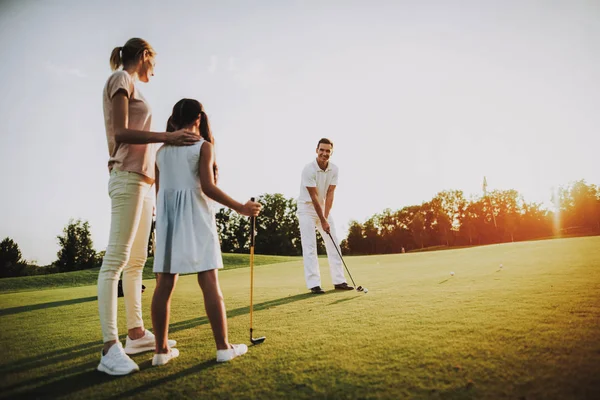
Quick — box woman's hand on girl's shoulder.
[165,129,200,146]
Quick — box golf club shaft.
[249,198,256,340]
[250,244,255,335]
[327,231,357,288]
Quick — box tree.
[570,180,598,231]
[216,208,250,253]
[340,237,350,255]
[490,189,521,242]
[520,202,552,239]
[425,194,457,246]
[255,194,303,256]
[345,220,365,255]
[479,194,499,243]
[0,237,26,278]
[55,219,99,272]
[362,217,380,254]
[432,190,466,230]
[436,212,452,246]
[409,210,425,249]
[394,206,419,251]
[458,199,482,245]
[556,180,599,234]
[379,208,410,253]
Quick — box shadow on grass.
[112,360,216,398]
[427,384,477,399]
[3,361,116,400]
[0,335,124,375]
[327,296,359,306]
[1,292,315,396]
[170,292,315,333]
[0,296,97,317]
[2,354,238,399]
[1,361,100,396]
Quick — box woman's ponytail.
[109,47,123,71]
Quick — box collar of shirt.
[313,158,331,172]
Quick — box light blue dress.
[153,139,224,274]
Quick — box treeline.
[342,180,600,255]
[1,219,101,278]
[0,194,322,278]
[2,180,598,278]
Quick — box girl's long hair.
[166,98,218,181]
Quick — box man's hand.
[321,218,331,234]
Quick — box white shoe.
[152,348,180,366]
[124,330,177,355]
[216,344,248,363]
[97,342,139,376]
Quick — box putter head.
[251,336,266,345]
[356,286,364,292]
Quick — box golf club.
[249,197,266,345]
[327,231,366,292]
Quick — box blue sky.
[0,0,598,264]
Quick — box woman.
[97,38,198,376]
[151,99,261,366]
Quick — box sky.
[0,0,598,265]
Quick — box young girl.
[151,98,261,366]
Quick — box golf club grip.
[250,197,256,247]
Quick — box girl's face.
[138,50,155,83]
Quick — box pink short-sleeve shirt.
[102,70,155,181]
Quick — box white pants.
[298,204,346,289]
[98,169,154,342]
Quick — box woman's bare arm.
[112,92,198,146]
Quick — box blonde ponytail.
[109,46,123,71]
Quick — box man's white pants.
[298,205,346,289]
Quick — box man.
[297,138,354,294]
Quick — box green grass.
[0,254,299,293]
[0,237,599,399]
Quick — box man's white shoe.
[152,348,180,366]
[216,344,248,363]
[97,342,139,376]
[124,330,177,355]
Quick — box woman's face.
[138,51,155,83]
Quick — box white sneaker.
[152,348,180,366]
[124,330,177,355]
[97,342,139,376]
[216,344,248,363]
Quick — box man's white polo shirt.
[297,159,339,209]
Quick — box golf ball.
[363,288,369,293]
[450,271,455,276]
[499,264,503,268]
